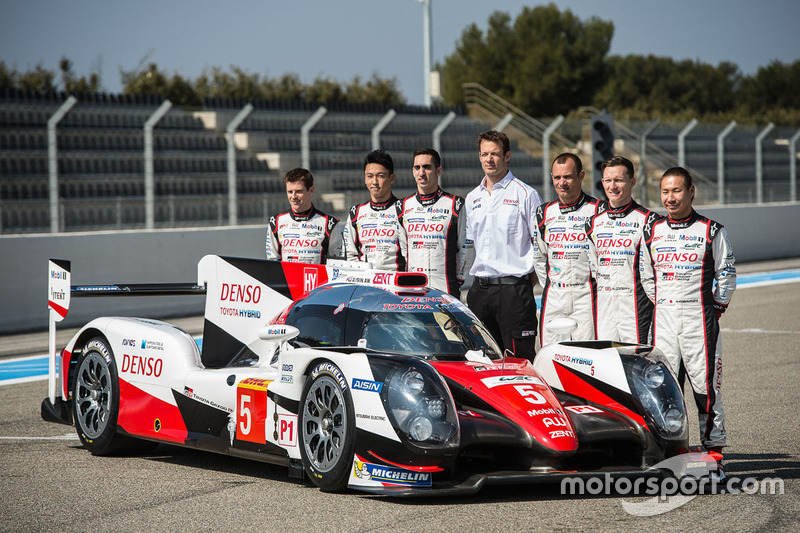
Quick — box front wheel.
[72,337,137,455]
[298,362,356,491]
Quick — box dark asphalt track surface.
[1,260,798,532]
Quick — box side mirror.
[547,318,578,341]
[258,325,300,343]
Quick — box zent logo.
[372,273,393,284]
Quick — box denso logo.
[656,252,699,262]
[596,238,633,248]
[407,223,444,232]
[362,228,396,237]
[121,354,163,377]
[282,238,320,248]
[220,283,262,303]
[547,232,586,242]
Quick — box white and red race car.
[42,255,690,495]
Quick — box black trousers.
[467,281,538,361]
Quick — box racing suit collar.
[289,205,318,221]
[666,209,699,229]
[558,192,588,214]
[416,188,443,206]
[369,195,398,211]
[605,200,638,219]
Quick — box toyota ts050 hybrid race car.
[42,255,689,495]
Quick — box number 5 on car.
[236,378,271,443]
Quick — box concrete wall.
[2,203,799,335]
[1,225,266,333]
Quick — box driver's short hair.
[284,167,313,190]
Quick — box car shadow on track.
[118,443,310,486]
[725,452,800,481]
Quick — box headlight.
[381,362,459,449]
[408,416,433,441]
[403,370,425,394]
[664,407,685,434]
[643,364,665,388]
[624,353,687,441]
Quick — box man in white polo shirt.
[464,130,543,360]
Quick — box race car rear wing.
[46,259,207,405]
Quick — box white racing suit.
[641,210,736,449]
[265,206,339,264]
[343,196,405,271]
[586,200,661,343]
[397,188,466,296]
[534,193,601,346]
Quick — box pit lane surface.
[1,264,799,532]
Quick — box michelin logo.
[353,461,432,486]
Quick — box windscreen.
[357,293,502,360]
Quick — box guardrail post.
[432,110,457,158]
[494,113,513,131]
[716,121,736,205]
[678,118,698,168]
[144,100,173,229]
[789,129,800,203]
[226,103,254,225]
[637,119,660,206]
[755,123,775,203]
[48,96,77,233]
[371,109,396,151]
[541,115,564,201]
[301,106,327,170]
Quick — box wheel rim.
[75,352,113,439]
[302,376,348,472]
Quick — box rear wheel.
[299,362,356,491]
[73,337,143,455]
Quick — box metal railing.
[462,83,576,150]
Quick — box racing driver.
[534,153,602,346]
[586,156,661,343]
[397,148,466,296]
[266,167,340,263]
[343,150,405,270]
[641,166,736,477]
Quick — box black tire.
[72,337,139,455]
[299,361,356,491]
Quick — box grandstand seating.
[623,120,794,203]
[2,87,794,233]
[0,89,548,233]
